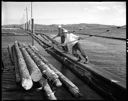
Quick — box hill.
[2,23,126,39]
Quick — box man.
[61,29,89,64]
[52,25,68,52]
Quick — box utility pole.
[24,23,26,30]
[26,7,28,31]
[31,2,34,46]
[28,20,31,31]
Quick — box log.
[39,77,57,100]
[11,45,21,83]
[29,45,81,97]
[8,44,14,64]
[42,34,59,45]
[24,45,62,87]
[30,34,48,49]
[37,34,50,42]
[54,47,79,61]
[35,34,52,47]
[14,41,33,90]
[40,34,51,42]
[19,43,42,82]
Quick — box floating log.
[29,45,81,97]
[14,41,33,90]
[39,77,57,100]
[24,45,62,87]
[19,43,42,82]
[11,45,21,83]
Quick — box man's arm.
[52,34,59,39]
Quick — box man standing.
[61,29,89,64]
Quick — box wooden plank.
[14,41,33,90]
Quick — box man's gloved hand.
[45,45,54,50]
[60,44,65,46]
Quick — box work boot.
[73,53,81,62]
[84,56,89,64]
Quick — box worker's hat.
[58,25,62,28]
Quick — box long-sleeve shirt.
[64,33,79,46]
[63,33,79,53]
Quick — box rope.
[80,30,110,40]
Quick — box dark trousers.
[2,61,4,72]
[61,36,68,52]
[72,42,87,59]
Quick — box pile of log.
[8,41,81,100]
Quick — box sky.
[2,2,126,26]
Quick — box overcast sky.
[2,2,126,26]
